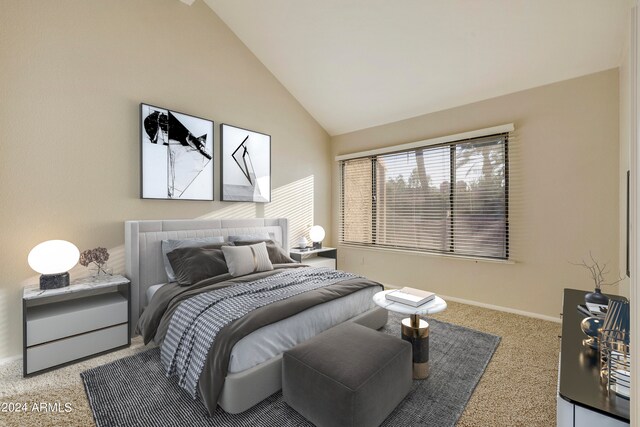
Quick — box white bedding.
[228,285,378,373]
[146,283,166,306]
[147,281,379,374]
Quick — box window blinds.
[339,132,509,260]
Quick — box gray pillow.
[166,245,229,286]
[228,233,275,243]
[161,236,225,282]
[232,239,295,264]
[222,242,274,277]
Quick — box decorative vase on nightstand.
[89,264,113,278]
[296,236,309,249]
[80,247,113,279]
[571,253,623,306]
[585,288,609,305]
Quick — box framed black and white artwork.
[221,123,271,202]
[140,103,214,200]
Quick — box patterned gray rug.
[82,313,500,427]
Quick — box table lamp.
[309,225,325,249]
[28,240,80,290]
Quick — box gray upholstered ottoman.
[282,322,412,427]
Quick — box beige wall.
[0,0,330,359]
[332,69,620,319]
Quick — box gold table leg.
[401,314,430,379]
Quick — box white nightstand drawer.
[303,257,336,269]
[290,248,337,270]
[26,323,128,374]
[26,292,127,346]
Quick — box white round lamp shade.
[309,225,326,243]
[28,240,80,275]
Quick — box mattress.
[148,281,378,374]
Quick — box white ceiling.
[204,0,631,136]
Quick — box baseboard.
[382,283,561,323]
[0,354,22,367]
[439,294,561,323]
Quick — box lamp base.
[40,272,70,290]
[312,241,323,250]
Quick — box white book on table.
[385,287,435,307]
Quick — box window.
[339,132,509,260]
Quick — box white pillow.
[161,236,225,282]
[222,242,274,277]
[146,283,166,306]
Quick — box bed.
[124,218,388,414]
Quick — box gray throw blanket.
[161,267,359,398]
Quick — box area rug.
[81,313,500,427]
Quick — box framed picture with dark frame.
[220,123,271,202]
[140,103,214,200]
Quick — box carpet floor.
[0,301,560,426]
[81,315,499,427]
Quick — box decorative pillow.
[161,237,225,282]
[232,239,295,264]
[221,242,274,277]
[227,233,275,243]
[166,245,229,286]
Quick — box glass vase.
[90,263,113,278]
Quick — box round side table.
[373,290,447,379]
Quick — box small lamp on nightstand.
[28,240,80,290]
[309,225,325,250]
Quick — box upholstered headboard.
[125,218,289,334]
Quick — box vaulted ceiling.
[204,0,631,135]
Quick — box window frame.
[339,132,510,261]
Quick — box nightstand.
[22,274,130,376]
[289,247,337,269]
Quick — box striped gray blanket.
[160,267,359,398]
